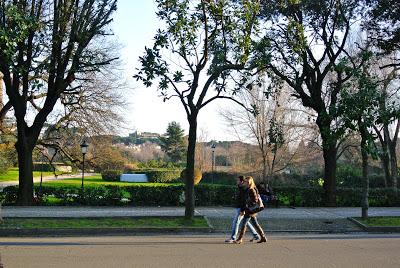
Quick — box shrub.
[122,184,184,206]
[32,163,54,172]
[2,186,18,204]
[201,171,238,185]
[101,169,123,182]
[180,168,202,184]
[2,184,399,207]
[128,169,181,183]
[0,157,10,175]
[194,184,236,206]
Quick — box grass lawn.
[37,175,182,187]
[356,216,400,227]
[0,168,65,182]
[0,217,208,229]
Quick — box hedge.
[101,170,123,182]
[128,169,182,183]
[1,185,399,207]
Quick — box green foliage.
[367,0,400,52]
[0,139,16,174]
[159,121,186,162]
[0,4,40,62]
[101,170,123,182]
[2,185,18,204]
[2,184,399,207]
[201,171,238,185]
[1,217,209,229]
[129,169,182,183]
[123,184,184,206]
[356,216,400,227]
[138,159,181,169]
[268,116,285,153]
[0,156,9,175]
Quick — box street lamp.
[80,140,89,193]
[211,143,216,184]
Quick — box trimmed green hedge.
[101,170,122,182]
[128,169,182,183]
[2,185,399,207]
[201,171,238,185]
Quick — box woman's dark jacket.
[236,186,259,213]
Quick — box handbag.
[246,189,264,214]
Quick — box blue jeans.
[230,208,260,240]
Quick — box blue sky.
[110,0,238,141]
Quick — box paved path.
[2,206,400,233]
[1,234,400,267]
[3,206,400,218]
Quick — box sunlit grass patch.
[355,216,400,227]
[0,216,209,229]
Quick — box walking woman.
[235,176,267,244]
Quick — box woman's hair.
[244,176,256,189]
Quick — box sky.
[110,0,240,141]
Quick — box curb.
[348,217,400,233]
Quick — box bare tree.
[221,81,306,183]
[0,0,118,204]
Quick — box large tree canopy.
[0,0,118,204]
[258,0,368,205]
[135,0,265,219]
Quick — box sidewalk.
[2,206,400,233]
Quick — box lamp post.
[211,143,216,184]
[80,140,89,193]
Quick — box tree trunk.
[361,149,369,219]
[359,121,369,219]
[322,145,337,207]
[383,125,395,187]
[316,113,338,207]
[380,149,390,188]
[374,125,389,187]
[262,154,268,184]
[15,137,35,205]
[185,113,198,220]
[388,141,398,189]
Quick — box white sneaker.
[225,238,235,243]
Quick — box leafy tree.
[366,0,400,63]
[0,0,118,205]
[135,0,265,219]
[160,121,186,163]
[339,59,380,219]
[259,0,366,206]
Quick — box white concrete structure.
[120,174,148,182]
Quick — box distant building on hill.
[136,131,161,139]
